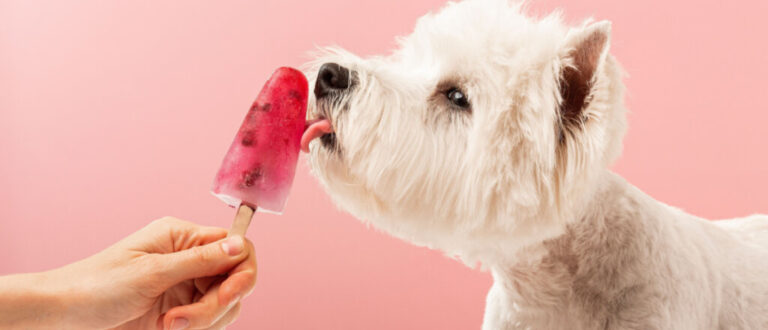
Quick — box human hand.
[0,217,257,330]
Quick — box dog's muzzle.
[314,62,351,99]
[301,62,351,153]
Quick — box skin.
[0,217,257,330]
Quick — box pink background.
[1,0,766,329]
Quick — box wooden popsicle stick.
[228,204,255,237]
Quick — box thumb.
[157,236,247,284]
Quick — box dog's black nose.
[314,62,350,98]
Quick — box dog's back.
[715,215,768,250]
[698,215,768,328]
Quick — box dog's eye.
[445,88,470,109]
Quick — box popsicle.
[212,67,308,236]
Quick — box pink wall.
[1,0,766,329]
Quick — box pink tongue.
[301,119,333,152]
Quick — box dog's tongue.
[301,119,333,152]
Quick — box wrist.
[0,271,68,329]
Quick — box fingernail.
[170,317,189,330]
[221,236,244,256]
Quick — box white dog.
[300,0,768,328]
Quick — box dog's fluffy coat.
[303,0,768,328]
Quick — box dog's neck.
[486,171,666,326]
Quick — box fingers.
[165,303,241,330]
[217,239,257,304]
[162,281,239,330]
[205,302,241,330]
[194,276,222,294]
[122,216,228,253]
[160,239,255,330]
[156,236,248,285]
[155,217,229,250]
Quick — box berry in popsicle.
[212,67,308,227]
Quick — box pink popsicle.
[212,67,308,222]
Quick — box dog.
[299,0,768,328]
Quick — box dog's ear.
[558,21,611,130]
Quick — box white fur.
[303,0,768,328]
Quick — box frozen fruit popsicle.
[212,67,308,236]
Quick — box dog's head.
[301,0,626,260]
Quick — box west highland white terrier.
[300,0,768,328]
